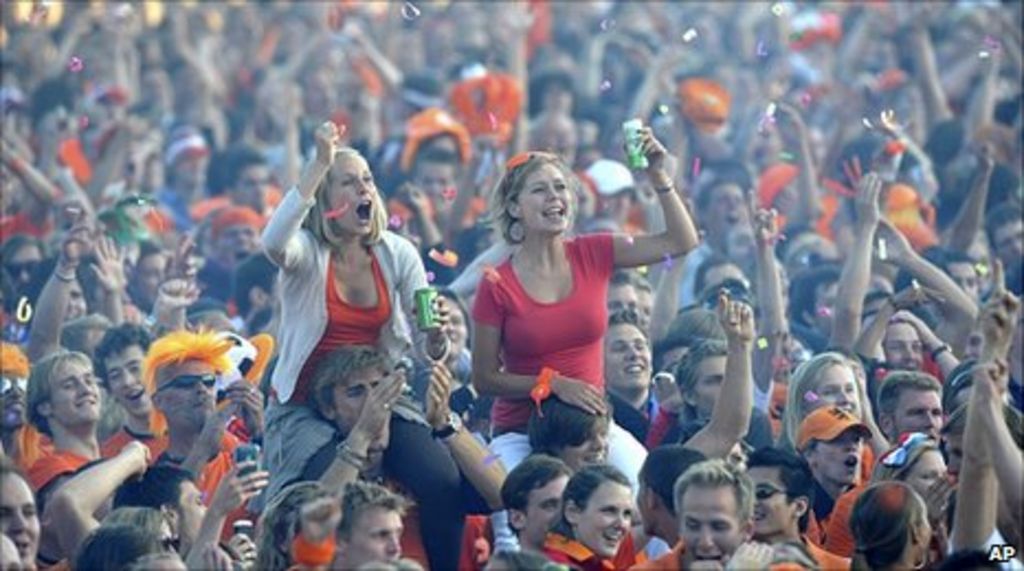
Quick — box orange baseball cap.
[797,406,871,451]
[676,78,731,134]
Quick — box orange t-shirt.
[27,449,92,492]
[291,253,391,404]
[806,537,851,570]
[544,532,642,571]
[101,427,169,461]
[823,484,866,558]
[0,212,53,243]
[630,541,685,571]
[458,515,494,571]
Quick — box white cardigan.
[261,188,429,403]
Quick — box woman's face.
[0,473,40,565]
[512,163,572,238]
[810,364,861,419]
[903,449,946,499]
[565,481,634,559]
[559,425,609,472]
[324,155,379,240]
[444,299,469,358]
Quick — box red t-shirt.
[101,427,169,461]
[0,212,53,244]
[26,449,92,492]
[291,253,391,404]
[472,234,615,431]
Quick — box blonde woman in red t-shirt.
[471,127,699,484]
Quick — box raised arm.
[751,206,788,397]
[426,364,506,510]
[44,442,149,558]
[830,173,883,351]
[775,103,823,227]
[612,128,700,268]
[908,19,954,127]
[649,255,685,345]
[877,219,978,353]
[943,147,995,253]
[185,463,268,567]
[27,224,92,361]
[261,122,335,270]
[89,236,128,326]
[684,294,754,459]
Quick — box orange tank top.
[291,253,392,404]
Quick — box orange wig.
[142,330,234,435]
[0,343,42,469]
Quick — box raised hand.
[168,233,199,281]
[978,260,1020,360]
[315,121,342,168]
[876,219,916,264]
[58,221,95,271]
[425,364,454,430]
[208,461,270,518]
[718,292,755,346]
[854,172,883,227]
[349,370,404,448]
[91,235,128,293]
[750,204,781,247]
[300,496,342,544]
[153,279,201,312]
[637,126,673,182]
[890,283,945,312]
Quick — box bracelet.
[530,367,558,416]
[335,442,368,471]
[655,184,675,195]
[929,344,951,361]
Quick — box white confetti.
[682,28,698,43]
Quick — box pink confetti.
[486,112,497,131]
[804,390,820,403]
[816,306,833,318]
[663,254,673,269]
[78,116,90,130]
[483,453,501,466]
[800,92,813,107]
[324,203,350,220]
[68,56,84,73]
[756,40,768,58]
[624,235,634,245]
[691,157,702,180]
[388,214,402,229]
[426,271,435,283]
[441,187,457,201]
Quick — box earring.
[508,220,525,243]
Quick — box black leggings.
[384,416,464,571]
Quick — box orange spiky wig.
[142,330,234,434]
[0,342,42,469]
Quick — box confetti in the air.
[800,91,813,107]
[78,116,90,130]
[756,40,769,58]
[483,453,501,466]
[637,266,649,276]
[401,2,421,20]
[600,79,612,92]
[388,214,402,229]
[15,297,32,323]
[975,263,989,277]
[862,117,875,130]
[657,104,670,115]
[779,151,795,162]
[429,249,459,268]
[441,187,457,201]
[771,3,785,17]
[816,306,833,318]
[757,337,769,350]
[682,28,698,43]
[68,56,84,73]
[692,157,702,180]
[663,254,673,269]
[600,18,616,32]
[486,111,497,131]
[426,271,435,283]
[911,279,921,291]
[878,239,888,260]
[804,390,820,403]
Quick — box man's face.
[230,164,271,214]
[40,359,101,432]
[103,345,152,419]
[686,355,727,420]
[131,252,167,311]
[604,324,651,403]
[749,467,803,543]
[946,262,980,302]
[1,374,28,432]
[339,507,403,568]
[565,481,633,559]
[804,431,864,490]
[883,322,924,371]
[887,389,943,441]
[703,263,747,297]
[216,225,260,266]
[152,361,217,433]
[64,280,87,322]
[679,485,751,567]
[701,184,748,248]
[173,480,206,553]
[325,365,392,467]
[811,281,839,335]
[510,475,568,551]
[992,219,1023,269]
[943,433,963,479]
[607,284,639,316]
[413,161,457,216]
[172,156,208,192]
[559,424,609,471]
[0,474,40,565]
[3,244,42,290]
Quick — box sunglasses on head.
[157,374,216,393]
[1,376,28,395]
[880,432,931,468]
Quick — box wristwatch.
[431,411,463,440]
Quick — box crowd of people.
[0,1,1022,570]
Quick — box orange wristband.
[291,534,337,567]
[531,367,558,415]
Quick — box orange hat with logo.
[400,108,472,173]
[676,78,731,134]
[211,206,265,241]
[885,183,938,252]
[797,406,871,451]
[449,73,523,145]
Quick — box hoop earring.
[508,220,524,243]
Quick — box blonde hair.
[673,459,754,523]
[27,351,93,437]
[302,148,387,248]
[779,352,867,452]
[142,330,233,434]
[487,152,580,244]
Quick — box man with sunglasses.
[747,447,849,570]
[0,343,30,466]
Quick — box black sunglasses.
[4,261,39,277]
[157,374,216,393]
[754,485,786,501]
